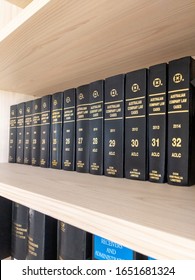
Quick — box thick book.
[125,69,148,180]
[0,197,12,259]
[104,74,125,177]
[11,202,28,260]
[89,80,104,175]
[26,210,57,260]
[148,63,167,183]
[57,221,92,260]
[9,105,17,163]
[51,92,63,169]
[16,102,25,164]
[31,98,41,166]
[76,84,90,173]
[40,95,51,168]
[93,235,147,260]
[24,101,33,165]
[62,88,76,171]
[167,56,195,186]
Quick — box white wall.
[0,0,21,30]
[0,91,34,163]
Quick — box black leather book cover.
[0,197,12,259]
[9,105,17,163]
[148,63,167,183]
[11,202,28,260]
[24,101,33,165]
[76,84,90,173]
[104,74,125,177]
[62,88,76,171]
[89,80,104,175]
[16,102,25,164]
[57,221,92,260]
[51,92,63,169]
[125,69,147,180]
[40,95,51,168]
[31,98,41,166]
[167,56,195,186]
[26,209,57,260]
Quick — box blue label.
[93,235,134,260]
[148,257,156,260]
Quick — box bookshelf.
[0,0,195,260]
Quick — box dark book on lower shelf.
[89,80,104,175]
[16,102,25,164]
[62,88,76,171]
[24,101,33,165]
[148,63,167,183]
[31,98,41,166]
[0,197,12,259]
[40,95,51,168]
[76,84,90,173]
[125,69,148,180]
[104,74,125,177]
[57,221,92,260]
[9,105,17,163]
[26,209,57,260]
[92,235,147,260]
[11,202,28,260]
[51,92,63,169]
[167,56,195,186]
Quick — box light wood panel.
[0,91,34,163]
[0,163,195,259]
[0,0,194,96]
[6,0,32,8]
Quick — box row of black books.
[9,56,195,186]
[10,202,155,260]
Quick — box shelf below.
[0,163,195,259]
[0,0,195,96]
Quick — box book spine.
[11,202,28,260]
[31,98,41,166]
[51,92,63,169]
[125,69,147,180]
[0,197,12,259]
[57,221,92,260]
[104,74,125,177]
[148,63,167,183]
[9,105,17,163]
[24,101,33,165]
[16,102,25,164]
[89,80,104,175]
[62,89,76,171]
[76,84,90,173]
[40,95,51,168]
[167,56,195,186]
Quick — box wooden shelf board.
[0,163,195,259]
[5,0,33,9]
[0,0,195,96]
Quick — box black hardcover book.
[11,203,28,260]
[167,56,195,186]
[51,92,63,169]
[104,74,125,177]
[148,63,167,183]
[16,102,25,164]
[0,197,12,259]
[57,221,92,260]
[40,95,51,168]
[125,69,147,180]
[26,210,57,260]
[31,98,41,166]
[76,84,90,173]
[24,101,33,165]
[9,105,17,163]
[89,80,104,175]
[62,88,76,171]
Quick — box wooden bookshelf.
[0,0,194,96]
[0,163,195,260]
